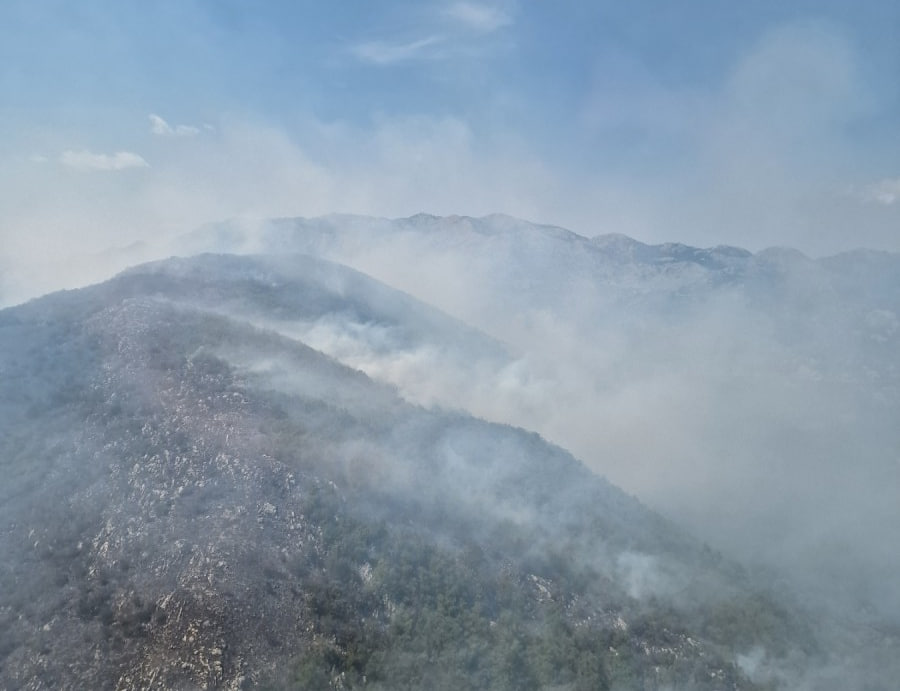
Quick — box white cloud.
[149,113,201,137]
[444,2,512,32]
[59,149,149,171]
[859,178,900,205]
[351,35,443,65]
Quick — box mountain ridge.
[3,216,900,688]
[185,212,900,264]
[0,252,842,689]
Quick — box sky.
[1,0,899,301]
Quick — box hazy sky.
[2,0,899,273]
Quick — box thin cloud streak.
[149,113,201,137]
[59,149,149,171]
[351,35,444,66]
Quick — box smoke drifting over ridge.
[162,213,900,627]
[3,224,899,687]
[3,209,897,627]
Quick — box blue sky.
[2,0,899,287]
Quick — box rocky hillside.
[0,254,839,689]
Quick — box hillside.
[0,254,844,689]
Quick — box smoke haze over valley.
[180,215,900,621]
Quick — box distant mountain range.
[2,215,899,688]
